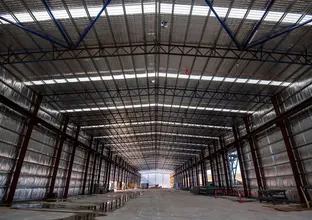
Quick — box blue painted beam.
[243,0,276,48]
[41,0,72,47]
[75,0,111,48]
[0,16,68,48]
[246,18,312,49]
[204,0,241,49]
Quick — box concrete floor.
[1,189,312,220]
[102,189,312,220]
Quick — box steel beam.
[82,137,93,195]
[204,0,241,48]
[90,141,99,194]
[104,150,112,192]
[244,118,263,190]
[46,87,271,105]
[271,96,306,204]
[213,140,222,187]
[233,126,248,197]
[75,0,111,47]
[247,18,312,49]
[243,0,276,47]
[41,0,71,47]
[190,159,195,187]
[97,145,104,184]
[208,146,215,185]
[220,137,230,190]
[6,94,42,206]
[0,16,67,48]
[112,155,118,190]
[1,44,312,65]
[48,116,69,196]
[63,125,80,199]
[194,158,199,186]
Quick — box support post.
[271,96,306,204]
[97,145,104,185]
[244,118,264,189]
[48,116,69,196]
[214,140,222,187]
[195,158,199,186]
[233,126,248,197]
[6,94,42,206]
[220,137,230,190]
[90,141,99,194]
[190,159,195,187]
[208,146,215,185]
[104,150,112,192]
[63,125,80,199]
[82,137,93,195]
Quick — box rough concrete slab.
[100,189,312,220]
[0,207,74,220]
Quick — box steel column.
[208,146,215,185]
[271,96,306,204]
[48,116,69,196]
[82,137,93,195]
[220,137,230,190]
[6,94,42,206]
[104,150,112,191]
[200,153,205,186]
[195,158,199,186]
[244,118,264,190]
[113,156,118,189]
[190,159,195,187]
[90,141,99,194]
[202,151,208,186]
[213,140,222,187]
[233,126,248,197]
[63,125,80,199]
[97,145,104,185]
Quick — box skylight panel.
[106,5,124,16]
[143,3,155,13]
[15,13,34,23]
[1,3,312,26]
[301,15,312,23]
[67,78,79,83]
[51,10,69,19]
[174,4,191,15]
[265,11,283,22]
[247,79,260,84]
[247,10,265,21]
[24,73,290,87]
[282,13,302,23]
[78,77,90,82]
[55,79,67,84]
[212,7,229,17]
[69,8,88,18]
[229,8,247,19]
[160,3,173,14]
[192,5,209,16]
[125,5,142,15]
[33,11,50,22]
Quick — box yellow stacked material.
[129,183,135,189]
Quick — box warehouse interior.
[1,0,312,219]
